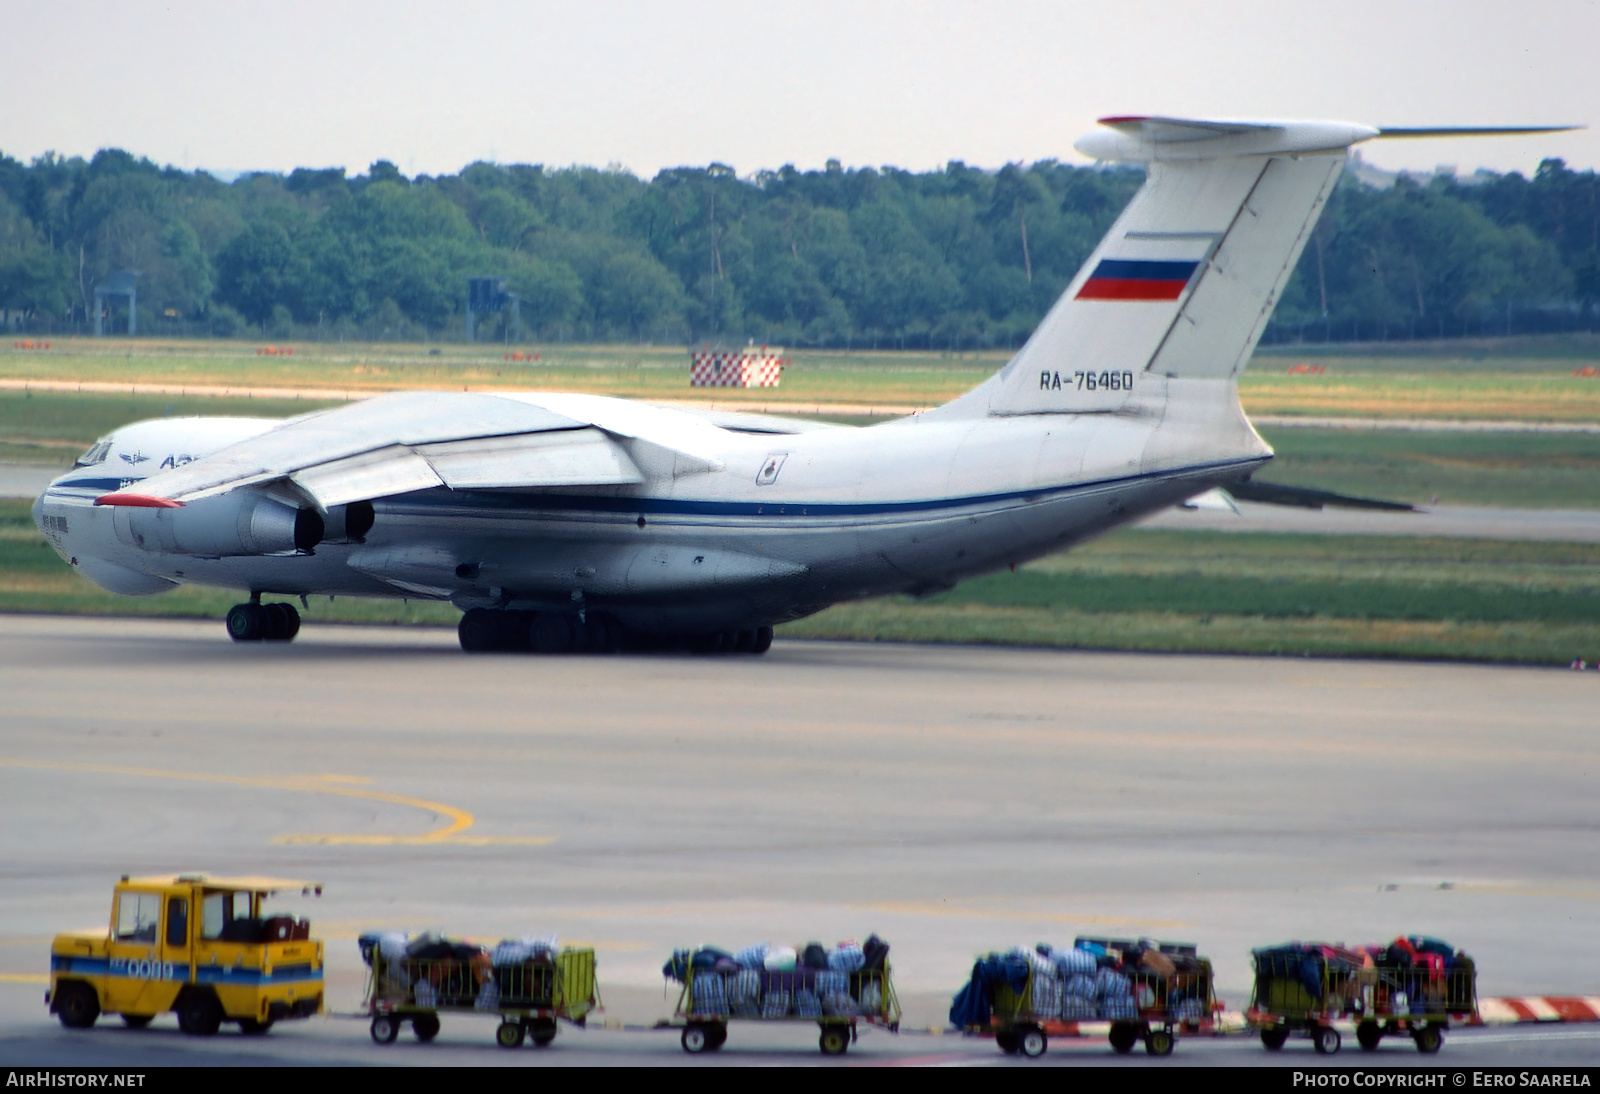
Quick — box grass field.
[3,500,1595,664]
[5,336,1600,421]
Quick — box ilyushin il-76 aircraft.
[33,117,1572,654]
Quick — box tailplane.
[928,117,1577,420]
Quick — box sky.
[2,0,1595,181]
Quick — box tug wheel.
[53,983,99,1029]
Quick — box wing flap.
[418,427,644,489]
[291,447,445,509]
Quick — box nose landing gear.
[226,600,301,642]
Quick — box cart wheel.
[370,1015,400,1044]
[706,1023,727,1051]
[412,1013,440,1042]
[1145,1028,1175,1056]
[1259,1026,1289,1051]
[1108,1021,1140,1054]
[496,1020,526,1048]
[529,1018,557,1047]
[1313,1026,1342,1055]
[1412,1024,1443,1054]
[681,1024,710,1054]
[1356,1021,1382,1051]
[995,1029,1020,1054]
[820,1026,850,1055]
[1018,1025,1048,1058]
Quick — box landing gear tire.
[1357,1021,1383,1051]
[1018,1025,1047,1058]
[1145,1028,1175,1056]
[53,983,99,1029]
[1108,1021,1140,1054]
[458,608,500,652]
[819,1025,849,1055]
[529,612,575,654]
[1412,1024,1443,1054]
[412,1013,440,1042]
[495,1020,526,1048]
[370,1015,399,1044]
[1260,1026,1290,1050]
[176,991,222,1036]
[752,625,773,653]
[226,603,264,642]
[1313,1026,1342,1055]
[262,602,299,641]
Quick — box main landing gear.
[226,597,301,642]
[457,608,773,656]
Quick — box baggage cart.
[984,937,1219,1058]
[668,950,900,1055]
[1248,944,1477,1054]
[362,938,599,1049]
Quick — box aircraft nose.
[30,492,44,533]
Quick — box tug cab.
[48,873,323,1034]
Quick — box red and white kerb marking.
[690,348,784,388]
[1475,997,1600,1024]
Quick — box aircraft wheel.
[529,612,575,654]
[752,626,773,653]
[263,602,299,641]
[458,608,500,652]
[498,610,532,651]
[226,603,264,642]
[53,982,99,1028]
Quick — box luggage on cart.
[360,931,599,1048]
[663,935,900,1055]
[1247,936,1477,1055]
[952,937,1220,1058]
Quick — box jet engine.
[109,491,324,557]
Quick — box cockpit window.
[74,441,111,468]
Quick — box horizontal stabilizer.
[1224,479,1417,512]
[1376,125,1582,139]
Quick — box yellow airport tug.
[47,873,323,1034]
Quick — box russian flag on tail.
[1076,258,1200,301]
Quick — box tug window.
[115,892,160,943]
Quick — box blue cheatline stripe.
[1088,258,1201,281]
[51,954,321,985]
[386,457,1263,520]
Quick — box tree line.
[0,145,1595,347]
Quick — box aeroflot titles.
[1039,370,1136,391]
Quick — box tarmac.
[1,616,1598,1065]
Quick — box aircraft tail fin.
[928,118,1370,419]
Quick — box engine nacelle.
[111,492,324,557]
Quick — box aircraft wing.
[105,391,731,509]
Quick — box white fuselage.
[33,380,1270,633]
